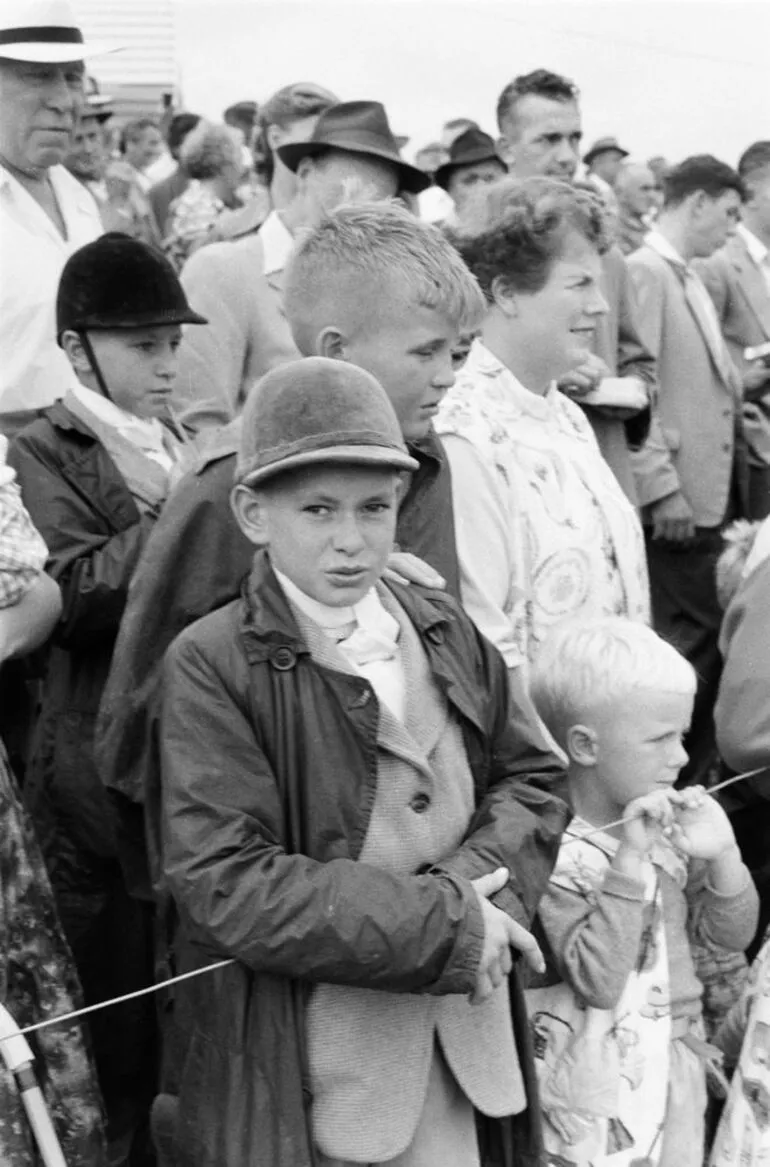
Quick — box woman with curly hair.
[436,177,649,712]
[163,122,245,268]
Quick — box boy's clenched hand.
[667,785,738,861]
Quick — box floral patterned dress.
[0,745,104,1165]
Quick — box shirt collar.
[68,379,167,452]
[273,567,398,642]
[465,338,555,419]
[260,209,295,276]
[645,228,686,268]
[738,223,768,266]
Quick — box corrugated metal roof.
[74,0,178,87]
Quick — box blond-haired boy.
[528,618,757,1167]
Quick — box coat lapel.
[287,597,436,778]
[730,237,770,340]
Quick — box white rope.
[0,765,765,1045]
[563,766,766,845]
[0,958,235,1044]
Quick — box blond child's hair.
[530,617,697,750]
[282,201,487,354]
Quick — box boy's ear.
[61,329,93,376]
[565,723,599,767]
[316,326,348,361]
[230,484,269,547]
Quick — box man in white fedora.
[0,0,111,436]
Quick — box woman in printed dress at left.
[0,435,104,1166]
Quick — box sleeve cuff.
[602,867,647,901]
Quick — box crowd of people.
[3,1,770,1166]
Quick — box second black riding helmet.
[56,232,208,341]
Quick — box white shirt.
[0,164,103,414]
[738,223,770,298]
[144,151,176,186]
[259,209,295,276]
[274,568,406,720]
[417,185,456,225]
[68,379,174,471]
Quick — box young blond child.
[528,617,758,1167]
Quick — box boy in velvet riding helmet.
[158,356,569,1167]
[8,233,206,1166]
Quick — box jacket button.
[410,792,431,814]
[271,646,296,671]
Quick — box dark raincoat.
[159,550,570,1167]
[8,403,162,1145]
[96,422,462,899]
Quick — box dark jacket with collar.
[160,550,569,1167]
[96,424,460,895]
[8,402,158,868]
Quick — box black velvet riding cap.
[56,233,208,340]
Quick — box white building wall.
[74,0,179,106]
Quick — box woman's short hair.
[179,122,243,181]
[119,117,159,154]
[530,617,696,748]
[450,176,609,300]
[253,82,338,185]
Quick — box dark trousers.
[60,863,158,1167]
[645,527,725,787]
[748,463,770,521]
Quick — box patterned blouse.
[164,181,227,270]
[436,339,650,674]
[0,437,48,610]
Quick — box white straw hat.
[0,0,117,62]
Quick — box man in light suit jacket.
[697,141,770,519]
[495,69,655,503]
[173,101,431,434]
[628,155,748,785]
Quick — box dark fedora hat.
[276,100,431,194]
[583,135,629,167]
[434,127,505,190]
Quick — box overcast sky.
[171,0,769,167]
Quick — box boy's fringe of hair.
[716,519,762,611]
[283,201,488,351]
[530,616,697,750]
